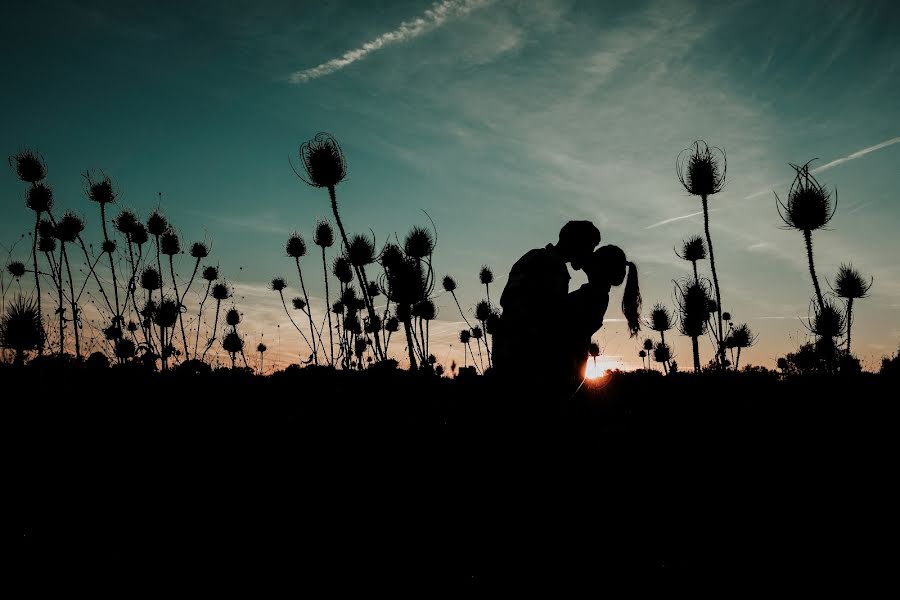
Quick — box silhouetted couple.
[492,221,641,386]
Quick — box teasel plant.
[286,231,319,364]
[11,149,52,352]
[159,227,192,361]
[458,329,474,370]
[83,170,123,329]
[725,323,756,371]
[193,265,219,358]
[677,141,727,367]
[314,219,336,366]
[154,296,180,369]
[442,275,473,329]
[675,278,712,372]
[54,211,86,359]
[776,160,837,311]
[675,235,707,284]
[271,276,314,363]
[642,338,654,371]
[177,241,210,360]
[638,349,647,370]
[646,303,673,374]
[378,251,432,370]
[346,231,385,360]
[257,342,267,374]
[479,265,494,305]
[653,341,672,373]
[806,297,846,371]
[202,280,232,362]
[224,307,249,369]
[474,299,493,369]
[294,133,384,360]
[0,295,46,366]
[829,263,872,357]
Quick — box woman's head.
[586,245,642,337]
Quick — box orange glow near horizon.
[585,358,618,380]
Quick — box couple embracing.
[492,221,641,385]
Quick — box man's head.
[556,220,601,270]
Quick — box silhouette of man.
[492,221,601,382]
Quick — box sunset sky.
[2,0,898,371]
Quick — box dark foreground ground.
[11,363,898,588]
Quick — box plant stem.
[803,229,825,311]
[61,243,80,359]
[846,297,854,356]
[321,248,334,366]
[702,195,726,368]
[691,335,700,372]
[32,211,44,353]
[170,255,189,362]
[295,257,318,364]
[100,203,121,324]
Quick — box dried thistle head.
[676,140,726,197]
[810,299,846,339]
[722,312,732,322]
[146,211,168,237]
[365,314,382,333]
[442,275,457,293]
[37,219,56,253]
[331,300,345,315]
[479,265,494,286]
[589,342,600,358]
[413,299,436,321]
[257,342,267,353]
[10,149,47,184]
[160,229,180,256]
[140,267,161,291]
[154,297,180,329]
[385,316,400,332]
[653,342,671,364]
[459,329,471,344]
[222,331,244,355]
[475,300,491,322]
[271,277,287,292]
[676,279,711,338]
[776,160,836,232]
[131,223,149,246]
[346,233,375,267]
[471,326,484,340]
[379,243,404,270]
[367,280,380,298]
[225,308,241,327]
[485,310,501,335]
[202,265,219,281]
[643,338,654,351]
[639,350,647,359]
[212,282,231,301]
[25,183,53,214]
[6,261,26,279]
[833,263,872,300]
[126,320,138,333]
[0,296,45,355]
[677,235,707,262]
[292,297,306,311]
[54,211,85,243]
[83,170,116,205]
[115,338,136,360]
[286,232,307,259]
[339,285,358,307]
[404,226,435,259]
[113,209,139,236]
[728,323,756,349]
[332,256,354,284]
[648,303,673,333]
[313,219,334,248]
[296,132,347,188]
[101,240,116,254]
[103,323,123,341]
[190,242,209,259]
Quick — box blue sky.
[2,0,898,370]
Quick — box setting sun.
[584,358,617,380]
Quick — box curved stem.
[61,243,80,359]
[295,257,318,364]
[321,248,334,366]
[803,229,824,311]
[451,291,472,328]
[702,195,725,368]
[402,315,418,370]
[846,297,854,356]
[169,255,189,361]
[201,298,222,362]
[194,280,212,358]
[32,212,44,353]
[100,203,121,323]
[278,290,313,355]
[56,244,65,355]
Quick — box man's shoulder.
[513,245,566,272]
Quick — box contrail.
[744,136,900,200]
[288,0,493,84]
[645,210,709,230]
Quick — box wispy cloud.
[288,0,493,84]
[644,210,714,230]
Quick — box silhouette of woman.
[564,245,641,381]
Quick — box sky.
[1,0,898,371]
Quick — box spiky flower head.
[101,240,116,254]
[811,299,846,339]
[154,298,180,329]
[707,299,718,315]
[722,311,732,322]
[344,313,362,335]
[346,233,375,267]
[354,336,367,358]
[442,275,457,293]
[404,226,435,259]
[653,342,671,364]
[479,265,494,286]
[103,324,122,341]
[385,317,399,333]
[292,297,306,311]
[271,277,287,292]
[643,338,654,351]
[222,331,244,355]
[147,211,168,237]
[257,342,267,353]
[37,219,56,253]
[10,149,47,184]
[286,232,307,258]
[140,267,161,291]
[475,300,491,322]
[7,261,26,279]
[131,223,149,246]
[140,299,157,319]
[728,323,756,349]
[54,211,85,243]
[126,320,138,333]
[459,329,471,344]
[648,303,673,333]
[331,300,345,315]
[833,264,872,300]
[639,350,647,359]
[313,219,334,248]
[676,279,711,339]
[25,183,53,213]
[212,282,231,301]
[225,308,241,327]
[379,243,404,270]
[677,235,707,262]
[486,310,501,335]
[395,302,411,322]
[160,229,180,256]
[84,170,116,204]
[190,242,209,259]
[589,342,600,358]
[365,314,382,333]
[115,338,136,360]
[202,265,219,281]
[471,326,484,340]
[367,280,380,298]
[676,140,726,197]
[0,296,45,353]
[296,132,347,188]
[339,285,358,308]
[332,256,354,284]
[413,299,436,321]
[113,209,139,236]
[776,160,836,232]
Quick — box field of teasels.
[1,133,898,378]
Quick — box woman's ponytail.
[622,260,641,337]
